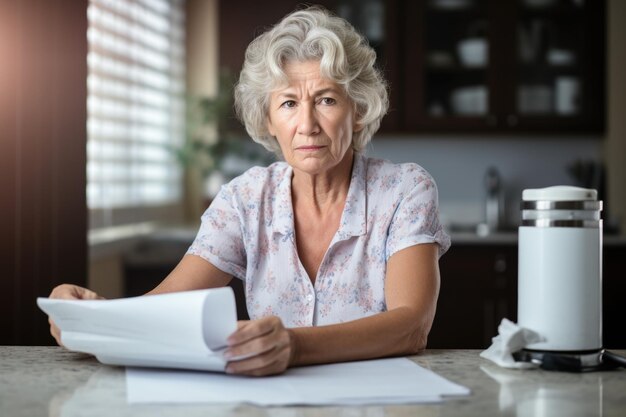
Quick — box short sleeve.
[186,185,247,280]
[385,169,451,260]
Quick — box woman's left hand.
[224,316,295,376]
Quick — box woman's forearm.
[289,306,433,367]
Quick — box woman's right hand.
[48,284,104,347]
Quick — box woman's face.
[267,60,361,176]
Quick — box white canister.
[518,186,602,352]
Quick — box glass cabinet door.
[516,0,586,119]
[335,0,387,67]
[404,0,498,131]
[403,0,604,133]
[334,0,401,130]
[424,0,490,119]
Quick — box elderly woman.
[48,6,450,376]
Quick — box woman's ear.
[352,106,364,132]
[353,119,364,133]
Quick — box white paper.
[37,287,237,371]
[126,357,471,406]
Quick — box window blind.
[86,0,185,211]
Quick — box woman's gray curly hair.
[234,6,389,156]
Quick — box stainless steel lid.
[521,186,602,228]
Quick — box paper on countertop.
[126,357,471,406]
[480,318,545,369]
[37,287,237,371]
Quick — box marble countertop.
[1,347,625,416]
[449,232,626,246]
[92,224,626,252]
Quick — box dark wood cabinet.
[603,245,626,349]
[122,237,250,321]
[219,0,605,135]
[122,234,625,349]
[430,241,626,349]
[218,0,402,131]
[404,0,605,133]
[429,244,518,348]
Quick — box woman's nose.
[296,105,320,136]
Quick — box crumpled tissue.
[480,318,545,369]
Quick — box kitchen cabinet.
[603,245,626,349]
[219,0,605,134]
[404,0,605,133]
[430,240,626,349]
[119,231,626,350]
[218,0,402,131]
[327,0,402,130]
[122,237,250,320]
[429,244,518,349]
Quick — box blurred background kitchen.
[1,0,624,348]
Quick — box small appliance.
[516,186,626,371]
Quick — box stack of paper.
[126,357,471,405]
[37,288,237,371]
[38,288,470,405]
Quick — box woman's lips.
[296,145,326,151]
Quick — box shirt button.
[306,294,313,302]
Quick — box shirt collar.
[337,152,367,238]
[272,163,295,236]
[272,153,368,239]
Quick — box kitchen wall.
[368,135,603,228]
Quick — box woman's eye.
[281,100,296,108]
[320,97,336,105]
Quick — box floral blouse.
[187,152,450,327]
